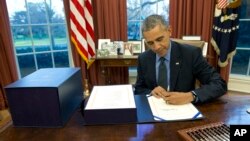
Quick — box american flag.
[70,0,95,68]
[217,0,229,9]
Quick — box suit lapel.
[170,41,182,91]
[148,50,157,87]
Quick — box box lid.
[5,68,80,88]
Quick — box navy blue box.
[5,68,83,127]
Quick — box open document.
[85,85,136,109]
[147,95,203,121]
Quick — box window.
[229,0,250,93]
[127,0,169,40]
[6,0,71,78]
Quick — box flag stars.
[213,25,239,33]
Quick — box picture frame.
[123,42,133,56]
[98,39,111,50]
[128,40,142,54]
[113,41,124,55]
[105,43,117,55]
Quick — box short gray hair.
[141,14,169,33]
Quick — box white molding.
[228,75,250,93]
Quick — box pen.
[147,93,153,97]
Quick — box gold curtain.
[0,0,18,110]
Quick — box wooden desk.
[1,93,250,141]
[96,55,138,84]
[96,55,138,67]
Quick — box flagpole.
[83,62,90,98]
[70,0,95,98]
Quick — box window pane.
[54,52,69,67]
[7,0,27,25]
[237,21,250,47]
[31,25,51,52]
[157,0,169,21]
[127,0,141,20]
[17,55,36,77]
[240,0,250,19]
[12,26,33,54]
[36,53,53,69]
[51,25,67,50]
[27,0,47,24]
[231,49,250,75]
[128,21,140,40]
[141,0,157,20]
[46,0,65,23]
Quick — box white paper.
[182,36,201,41]
[85,85,136,109]
[147,95,203,121]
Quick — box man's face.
[143,24,172,57]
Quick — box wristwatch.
[191,91,198,103]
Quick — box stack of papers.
[85,85,136,109]
[147,95,203,121]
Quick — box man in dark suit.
[134,14,227,104]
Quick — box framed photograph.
[98,39,111,50]
[128,41,141,54]
[105,43,117,55]
[113,41,124,55]
[123,42,133,56]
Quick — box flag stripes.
[70,0,95,68]
[217,0,228,9]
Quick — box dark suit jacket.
[134,41,227,103]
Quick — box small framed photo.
[113,41,124,55]
[105,43,117,55]
[98,39,111,49]
[128,41,142,54]
[123,42,133,56]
